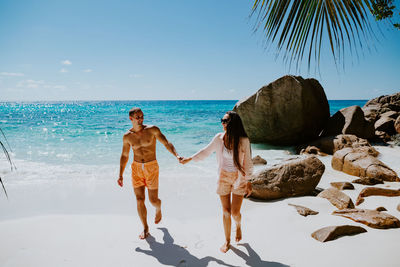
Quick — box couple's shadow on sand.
[135,227,289,267]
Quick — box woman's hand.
[179,157,192,165]
[244,181,252,198]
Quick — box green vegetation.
[251,0,399,70]
[0,128,15,199]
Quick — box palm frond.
[252,0,376,71]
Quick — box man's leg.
[148,189,162,224]
[134,186,149,239]
[219,194,231,253]
[231,194,244,242]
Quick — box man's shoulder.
[144,125,160,132]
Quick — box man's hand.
[176,155,183,162]
[244,182,252,198]
[118,176,123,187]
[179,157,192,165]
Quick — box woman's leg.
[231,193,244,242]
[219,194,231,253]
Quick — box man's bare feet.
[235,226,242,242]
[139,228,149,239]
[220,241,230,253]
[155,208,162,224]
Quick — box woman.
[180,111,253,253]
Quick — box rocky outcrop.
[318,188,355,209]
[252,155,267,165]
[250,156,325,200]
[363,92,400,139]
[233,75,330,145]
[356,187,400,205]
[288,204,319,217]
[333,208,400,229]
[375,116,396,135]
[300,134,374,155]
[311,225,367,242]
[332,147,399,182]
[330,182,354,190]
[363,92,400,122]
[321,106,375,139]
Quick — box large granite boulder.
[311,225,367,242]
[363,92,400,122]
[250,156,325,200]
[233,75,330,145]
[332,147,399,182]
[333,209,400,229]
[320,105,375,139]
[299,134,374,155]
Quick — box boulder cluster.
[236,76,400,243]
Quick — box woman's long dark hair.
[224,111,248,174]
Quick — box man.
[118,107,181,239]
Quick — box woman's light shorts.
[217,169,247,196]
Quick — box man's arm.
[118,135,131,187]
[153,126,181,160]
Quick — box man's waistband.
[132,159,158,166]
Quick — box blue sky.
[0,0,399,101]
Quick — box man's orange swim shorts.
[131,160,159,189]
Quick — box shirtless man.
[118,107,181,239]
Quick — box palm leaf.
[252,0,376,70]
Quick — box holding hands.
[179,157,192,165]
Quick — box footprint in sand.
[177,259,187,267]
[194,240,204,249]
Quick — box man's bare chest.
[128,131,155,149]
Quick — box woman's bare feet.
[155,208,162,224]
[220,241,230,253]
[235,226,242,242]
[139,228,149,239]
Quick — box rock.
[332,147,399,182]
[398,203,400,212]
[288,204,319,216]
[321,106,375,139]
[300,146,320,155]
[301,134,374,155]
[375,116,396,135]
[252,155,267,165]
[363,92,400,122]
[356,187,400,205]
[395,115,400,134]
[311,225,367,242]
[352,177,384,185]
[317,187,355,210]
[333,208,400,229]
[250,156,325,200]
[376,207,387,212]
[380,111,399,119]
[330,182,354,190]
[233,75,330,145]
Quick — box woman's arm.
[190,133,220,162]
[241,137,254,180]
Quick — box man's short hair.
[129,107,142,117]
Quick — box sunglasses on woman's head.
[221,118,229,124]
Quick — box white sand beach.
[1,146,400,267]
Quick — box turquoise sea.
[0,100,367,166]
[0,99,369,219]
